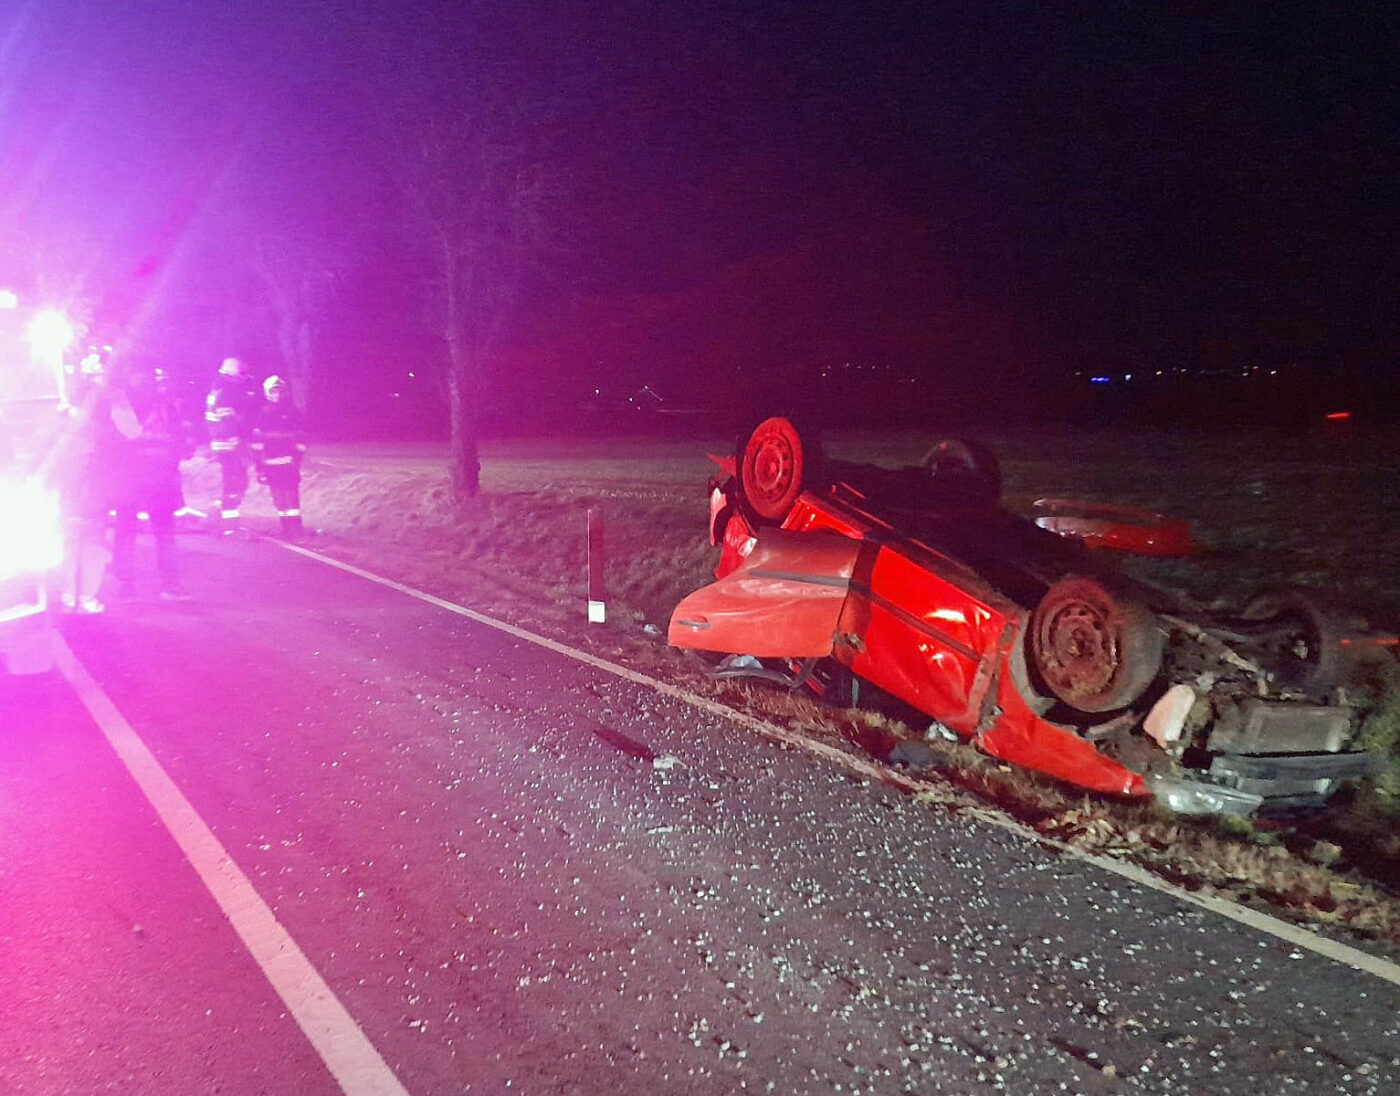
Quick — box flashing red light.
[1325,411,1352,421]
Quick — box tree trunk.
[446,359,480,502]
[276,318,313,415]
[292,320,312,414]
[442,247,480,504]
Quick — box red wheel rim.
[1036,596,1120,704]
[741,417,804,521]
[1031,578,1162,712]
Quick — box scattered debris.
[888,740,937,768]
[592,725,657,762]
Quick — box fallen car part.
[1031,497,1195,556]
[1144,775,1264,817]
[1206,751,1379,808]
[1206,699,1352,755]
[712,653,823,691]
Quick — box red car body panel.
[674,487,1153,798]
[1030,498,1195,556]
[670,529,859,658]
[834,543,1000,734]
[977,651,1149,797]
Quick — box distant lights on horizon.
[1085,367,1296,384]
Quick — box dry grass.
[181,430,1400,946]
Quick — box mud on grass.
[186,430,1400,946]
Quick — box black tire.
[1030,577,1164,713]
[920,437,1002,506]
[1240,590,1340,694]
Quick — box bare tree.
[247,233,341,413]
[398,86,553,502]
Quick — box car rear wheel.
[1240,590,1339,694]
[738,416,813,523]
[920,437,1002,506]
[1030,577,1163,713]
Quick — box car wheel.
[1240,590,1340,694]
[920,437,1002,506]
[738,416,813,523]
[1030,577,1163,713]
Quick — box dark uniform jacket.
[205,374,260,452]
[53,381,125,522]
[251,401,305,470]
[117,382,196,513]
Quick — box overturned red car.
[669,417,1378,814]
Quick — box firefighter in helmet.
[250,374,306,536]
[204,356,260,532]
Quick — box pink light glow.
[25,309,75,360]
[0,477,64,580]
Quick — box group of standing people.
[205,356,306,537]
[52,354,306,613]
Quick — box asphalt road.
[2,532,1398,1095]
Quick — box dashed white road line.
[52,634,411,1096]
[280,540,1400,991]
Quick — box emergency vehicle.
[0,290,70,674]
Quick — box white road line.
[52,635,412,1096]
[280,540,1400,991]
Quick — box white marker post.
[587,507,606,623]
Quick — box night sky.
[3,1,1396,426]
